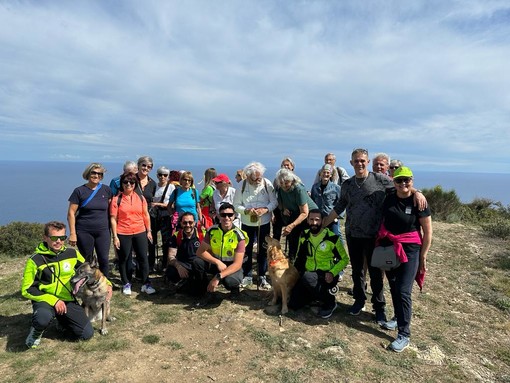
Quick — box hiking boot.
[122,283,132,295]
[25,327,44,349]
[141,283,156,295]
[381,317,398,331]
[375,310,387,326]
[240,276,252,288]
[348,301,365,316]
[258,276,271,290]
[389,334,410,353]
[318,302,338,319]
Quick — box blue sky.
[1,0,509,173]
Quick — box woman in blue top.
[168,171,202,226]
[67,163,112,276]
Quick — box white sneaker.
[240,276,253,288]
[141,283,156,295]
[122,283,132,295]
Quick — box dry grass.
[1,221,509,383]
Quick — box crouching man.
[166,212,203,294]
[193,203,246,300]
[21,221,112,348]
[289,209,349,319]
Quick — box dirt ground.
[1,221,509,383]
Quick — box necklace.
[354,174,368,189]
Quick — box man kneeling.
[289,209,348,318]
[21,221,112,348]
[193,203,246,301]
[166,212,203,294]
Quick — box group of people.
[22,150,431,353]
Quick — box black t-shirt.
[68,184,113,231]
[169,231,201,267]
[381,193,431,252]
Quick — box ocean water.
[2,160,509,226]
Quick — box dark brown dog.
[71,262,113,335]
[265,236,300,314]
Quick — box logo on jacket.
[63,262,72,272]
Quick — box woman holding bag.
[376,166,432,353]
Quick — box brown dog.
[71,262,113,335]
[266,236,300,314]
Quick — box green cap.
[393,166,413,179]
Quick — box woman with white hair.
[233,161,278,289]
[67,163,113,276]
[148,166,175,271]
[275,168,318,260]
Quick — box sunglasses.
[181,178,192,183]
[90,171,104,177]
[389,166,399,170]
[394,178,412,184]
[141,164,153,169]
[49,235,67,241]
[220,212,235,218]
[122,180,136,185]
[181,221,195,226]
[157,173,169,177]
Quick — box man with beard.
[288,209,348,319]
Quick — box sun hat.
[322,164,334,172]
[212,173,230,183]
[393,166,413,179]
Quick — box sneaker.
[25,327,44,349]
[318,302,338,319]
[240,276,252,288]
[348,301,365,316]
[389,334,410,353]
[141,283,156,295]
[381,317,398,331]
[375,310,387,326]
[258,276,271,290]
[122,283,132,295]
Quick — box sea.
[2,160,510,226]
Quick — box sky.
[1,0,509,173]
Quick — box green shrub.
[481,218,510,239]
[0,222,44,257]
[422,186,465,222]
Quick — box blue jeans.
[385,247,420,337]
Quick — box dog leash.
[39,252,80,304]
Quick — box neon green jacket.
[21,242,85,306]
[208,225,248,262]
[295,228,348,277]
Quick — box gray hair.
[373,152,390,163]
[82,162,106,180]
[157,166,170,175]
[390,159,403,167]
[280,157,295,170]
[137,156,153,167]
[275,168,302,187]
[123,160,137,172]
[324,152,336,161]
[244,162,266,178]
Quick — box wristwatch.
[214,273,222,281]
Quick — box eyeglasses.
[141,163,153,169]
[220,212,235,218]
[181,221,194,226]
[122,180,136,185]
[394,178,412,184]
[157,173,169,177]
[389,166,399,170]
[49,235,67,241]
[181,178,192,183]
[90,171,104,177]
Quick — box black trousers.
[289,270,338,310]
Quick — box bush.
[481,218,510,239]
[422,186,465,222]
[0,222,44,257]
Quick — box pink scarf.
[376,223,426,291]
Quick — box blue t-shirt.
[169,188,199,221]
